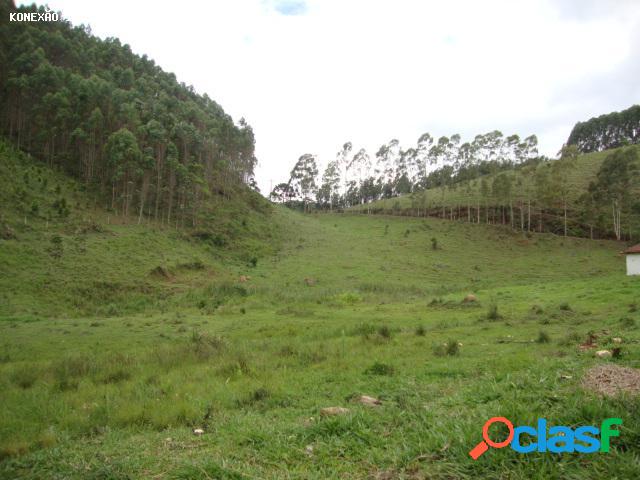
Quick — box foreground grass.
[1,211,639,478]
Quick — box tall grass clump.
[433,339,460,357]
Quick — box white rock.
[193,428,205,436]
[612,337,622,344]
[320,406,350,416]
[595,350,612,358]
[357,395,382,407]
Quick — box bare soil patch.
[583,364,640,397]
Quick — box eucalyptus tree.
[318,160,341,210]
[414,132,434,186]
[336,142,353,197]
[288,153,319,212]
[104,127,141,217]
[375,139,400,198]
[590,147,639,240]
[552,145,579,236]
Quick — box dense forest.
[0,1,258,227]
[566,104,640,153]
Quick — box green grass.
[1,146,640,478]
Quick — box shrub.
[48,235,64,258]
[377,325,392,339]
[433,339,460,356]
[415,325,426,336]
[190,330,226,359]
[537,330,551,343]
[431,237,438,250]
[486,304,501,321]
[364,362,395,376]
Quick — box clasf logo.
[469,416,623,459]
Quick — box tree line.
[566,104,640,153]
[0,2,258,227]
[272,130,540,210]
[274,132,640,241]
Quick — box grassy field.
[2,201,640,478]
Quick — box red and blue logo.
[469,417,623,459]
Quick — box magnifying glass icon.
[469,417,514,460]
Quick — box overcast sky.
[27,0,640,193]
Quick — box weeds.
[364,362,395,376]
[486,304,502,321]
[537,330,551,343]
[433,339,460,356]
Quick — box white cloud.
[27,0,640,193]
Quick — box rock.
[595,350,612,359]
[193,428,205,436]
[304,277,316,286]
[560,375,573,380]
[613,337,622,344]
[357,395,382,407]
[320,406,350,416]
[463,294,477,303]
[305,444,314,456]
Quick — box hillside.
[2,144,639,477]
[351,147,640,239]
[0,140,281,318]
[0,0,257,229]
[2,2,640,478]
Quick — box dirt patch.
[582,364,640,397]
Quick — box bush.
[377,325,392,339]
[415,325,426,336]
[431,237,438,250]
[364,362,395,376]
[48,235,64,258]
[537,330,551,343]
[190,330,226,359]
[486,304,501,321]
[433,339,460,357]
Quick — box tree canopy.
[0,1,258,226]
[566,104,640,153]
